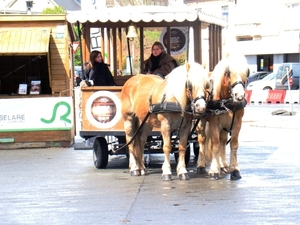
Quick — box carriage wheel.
[174,146,191,166]
[93,137,109,169]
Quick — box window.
[222,5,229,22]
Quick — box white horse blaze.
[193,98,206,113]
[231,83,245,102]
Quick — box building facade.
[185,0,300,73]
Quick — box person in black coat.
[89,50,115,86]
[143,41,179,79]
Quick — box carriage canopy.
[66,6,227,75]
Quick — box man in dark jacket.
[143,41,180,79]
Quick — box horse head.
[164,62,210,114]
[185,62,210,114]
[224,65,249,102]
[211,52,249,102]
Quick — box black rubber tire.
[93,137,109,169]
[263,87,272,90]
[174,146,191,166]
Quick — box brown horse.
[120,62,210,181]
[196,48,249,180]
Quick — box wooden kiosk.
[0,15,76,149]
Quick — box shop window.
[0,56,51,95]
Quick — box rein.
[109,111,151,154]
[223,110,236,145]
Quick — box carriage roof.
[66,6,227,75]
[66,6,227,27]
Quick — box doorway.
[257,55,273,72]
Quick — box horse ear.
[206,80,211,90]
[185,60,190,72]
[225,66,230,76]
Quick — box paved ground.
[1,104,300,225]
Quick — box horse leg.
[136,125,152,175]
[229,134,241,180]
[124,116,147,176]
[219,130,230,174]
[177,138,190,180]
[196,119,207,174]
[229,113,243,180]
[207,120,221,180]
[160,122,173,181]
[176,121,191,180]
[124,118,140,176]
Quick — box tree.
[41,6,66,14]
[73,26,82,66]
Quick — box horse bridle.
[224,67,246,95]
[186,80,207,114]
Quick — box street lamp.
[126,25,138,75]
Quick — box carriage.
[68,6,248,179]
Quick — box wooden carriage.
[67,6,227,168]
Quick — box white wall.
[81,0,106,11]
[245,55,257,73]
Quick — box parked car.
[275,63,300,90]
[246,72,276,91]
[247,71,270,84]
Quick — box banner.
[0,97,73,132]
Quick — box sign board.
[0,97,73,132]
[85,91,122,129]
[159,27,188,55]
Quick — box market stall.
[0,14,76,149]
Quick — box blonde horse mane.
[211,34,249,99]
[164,62,209,108]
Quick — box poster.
[30,80,41,94]
[18,84,27,95]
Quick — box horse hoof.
[179,173,190,180]
[230,170,242,180]
[197,167,207,174]
[209,173,219,180]
[130,170,141,176]
[161,174,172,181]
[221,167,229,174]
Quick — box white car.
[247,72,276,91]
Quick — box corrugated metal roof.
[66,6,227,27]
[54,0,81,11]
[0,28,51,55]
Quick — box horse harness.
[132,68,248,148]
[148,78,206,115]
[203,67,247,143]
[147,78,207,147]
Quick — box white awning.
[66,6,227,27]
